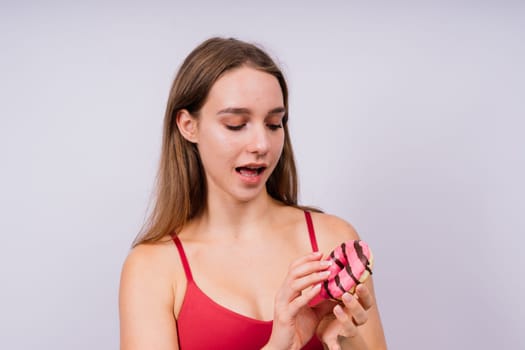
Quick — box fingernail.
[313,283,322,291]
[333,304,344,316]
[342,293,353,303]
[320,260,333,267]
[318,270,330,277]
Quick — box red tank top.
[171,211,324,349]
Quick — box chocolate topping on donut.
[354,240,373,275]
[334,275,346,294]
[319,240,374,302]
[342,242,360,285]
[330,251,345,270]
[323,280,335,299]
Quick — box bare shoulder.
[308,211,361,253]
[119,239,181,349]
[120,239,178,291]
[119,240,178,317]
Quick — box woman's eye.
[226,124,245,131]
[267,124,283,131]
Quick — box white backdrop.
[1,1,524,349]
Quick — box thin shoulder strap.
[304,211,319,252]
[171,234,194,282]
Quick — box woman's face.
[194,66,286,203]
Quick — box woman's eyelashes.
[225,123,282,131]
[225,124,245,131]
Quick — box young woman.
[119,37,387,350]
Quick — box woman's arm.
[355,278,387,349]
[119,244,179,350]
[312,213,387,349]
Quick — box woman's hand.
[262,251,332,350]
[316,284,375,350]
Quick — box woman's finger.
[287,283,322,317]
[289,251,323,270]
[274,253,330,311]
[278,283,321,321]
[279,253,331,301]
[289,268,330,294]
[342,293,368,326]
[333,304,358,338]
[285,255,326,281]
[355,283,374,310]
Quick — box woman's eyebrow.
[216,107,286,116]
[217,107,250,115]
[268,107,286,115]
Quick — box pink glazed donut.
[310,240,374,306]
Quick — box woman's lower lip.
[237,170,265,184]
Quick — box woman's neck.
[193,190,282,240]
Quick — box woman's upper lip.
[236,162,268,169]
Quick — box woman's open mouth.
[235,166,266,177]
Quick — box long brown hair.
[134,37,317,246]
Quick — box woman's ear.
[176,109,199,143]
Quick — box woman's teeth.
[236,167,265,176]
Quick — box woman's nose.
[247,125,270,155]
